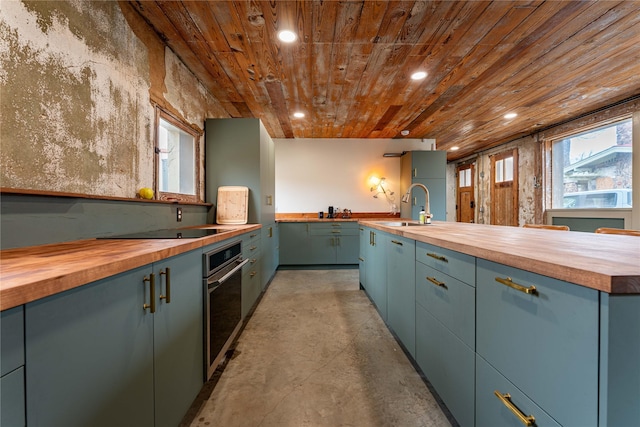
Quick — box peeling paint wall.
[0,0,224,199]
[447,136,540,225]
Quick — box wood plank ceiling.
[129,1,640,161]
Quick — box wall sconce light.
[369,176,395,200]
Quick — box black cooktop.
[98,228,235,239]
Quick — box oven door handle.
[207,258,249,288]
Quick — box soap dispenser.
[419,206,426,224]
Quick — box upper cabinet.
[400,151,446,221]
[205,118,275,225]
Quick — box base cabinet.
[1,306,25,427]
[365,229,387,320]
[386,235,416,356]
[280,222,359,265]
[25,250,203,427]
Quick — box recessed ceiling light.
[278,30,297,43]
[400,130,410,136]
[504,112,517,119]
[411,71,427,80]
[293,111,305,118]
[450,146,460,151]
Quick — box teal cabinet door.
[386,234,416,356]
[279,223,311,265]
[366,230,388,320]
[336,233,359,264]
[400,151,446,221]
[26,265,155,427]
[416,305,474,427]
[358,226,368,289]
[476,355,560,427]
[477,259,598,427]
[1,306,25,427]
[152,251,203,427]
[261,223,278,288]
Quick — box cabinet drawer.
[416,305,474,427]
[1,306,24,376]
[476,355,560,427]
[309,223,358,235]
[1,367,25,427]
[243,240,261,260]
[416,242,475,286]
[416,262,475,349]
[477,259,598,427]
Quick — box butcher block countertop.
[0,224,260,311]
[360,220,640,295]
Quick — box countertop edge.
[0,224,261,310]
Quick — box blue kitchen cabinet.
[1,306,25,426]
[358,226,368,289]
[279,223,312,265]
[261,223,278,290]
[476,259,599,427]
[25,250,203,427]
[386,234,416,356]
[415,259,475,427]
[400,151,446,221]
[476,355,560,427]
[205,118,277,285]
[242,232,262,317]
[365,229,388,320]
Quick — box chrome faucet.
[401,183,431,220]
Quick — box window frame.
[154,107,202,203]
[545,115,633,210]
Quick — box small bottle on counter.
[419,206,425,224]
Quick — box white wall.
[274,138,435,213]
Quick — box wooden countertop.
[360,220,640,294]
[0,225,260,310]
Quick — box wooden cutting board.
[216,186,249,224]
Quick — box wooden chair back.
[595,227,640,236]
[523,224,570,231]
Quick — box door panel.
[456,163,475,223]
[491,149,518,226]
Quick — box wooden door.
[490,149,519,226]
[456,163,475,222]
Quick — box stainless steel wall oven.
[203,240,248,380]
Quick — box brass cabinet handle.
[250,258,257,264]
[143,274,156,313]
[372,232,376,246]
[159,268,171,303]
[266,195,273,206]
[427,276,447,289]
[494,391,536,426]
[359,227,364,231]
[427,252,448,262]
[331,230,341,233]
[413,168,417,178]
[369,231,373,246]
[268,227,273,238]
[391,240,403,246]
[358,257,365,262]
[250,246,257,251]
[250,233,258,238]
[331,224,341,227]
[495,277,538,296]
[250,271,257,277]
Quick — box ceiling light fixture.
[504,112,517,119]
[411,71,427,80]
[293,111,305,118]
[400,130,410,136]
[278,30,297,43]
[450,146,460,151]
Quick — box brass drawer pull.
[250,246,257,251]
[391,240,403,246]
[143,274,156,313]
[427,252,448,262]
[495,277,538,296]
[331,224,341,227]
[359,227,364,231]
[331,230,341,233]
[427,276,447,289]
[250,233,258,238]
[250,271,257,277]
[250,258,257,264]
[494,391,536,426]
[358,257,365,262]
[159,267,171,303]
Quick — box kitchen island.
[358,220,639,427]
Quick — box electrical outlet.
[177,207,183,222]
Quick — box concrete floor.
[188,269,453,427]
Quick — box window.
[551,118,632,208]
[155,109,201,202]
